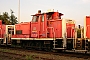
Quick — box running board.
[72,49,87,52]
[53,48,66,50]
[0,44,11,46]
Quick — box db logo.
[33,27,36,31]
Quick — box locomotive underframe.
[67,38,88,51]
[10,38,64,51]
[0,37,89,52]
[67,38,73,50]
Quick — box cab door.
[31,15,40,38]
[40,15,46,38]
[4,25,15,45]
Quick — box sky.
[0,0,90,26]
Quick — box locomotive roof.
[31,11,63,16]
[31,13,42,16]
[45,12,63,15]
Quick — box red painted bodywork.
[47,19,62,38]
[66,21,75,38]
[86,16,90,38]
[31,22,39,38]
[0,20,2,38]
[31,14,47,38]
[12,22,31,38]
[1,25,6,38]
[0,20,6,38]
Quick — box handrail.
[53,27,56,48]
[47,27,56,48]
[49,27,56,48]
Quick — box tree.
[0,10,18,25]
[77,29,81,38]
[0,12,10,24]
[77,27,84,38]
[10,9,18,25]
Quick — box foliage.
[26,55,34,60]
[77,29,81,38]
[0,9,18,25]
[10,9,18,25]
[77,27,84,38]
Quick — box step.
[53,41,57,42]
[76,42,81,44]
[53,44,58,46]
[76,45,81,47]
[73,50,87,52]
[53,48,66,50]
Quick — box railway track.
[0,46,90,60]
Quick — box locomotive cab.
[31,11,45,38]
[30,10,66,50]
[31,10,63,38]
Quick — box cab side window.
[32,16,39,22]
[47,13,54,20]
[42,15,44,22]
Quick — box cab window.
[32,16,39,22]
[47,12,53,20]
[42,15,44,22]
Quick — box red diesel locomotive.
[0,10,89,52]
